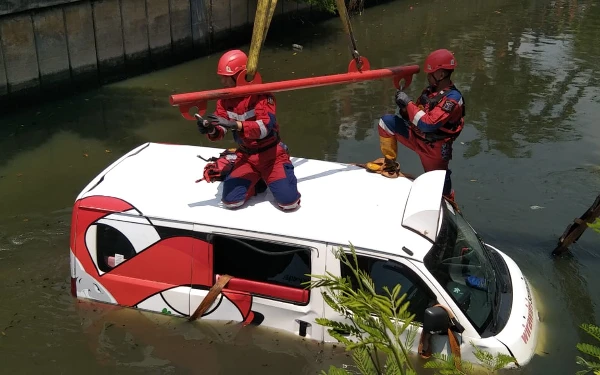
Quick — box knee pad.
[222,178,252,207]
[269,164,300,207]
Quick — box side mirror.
[423,306,450,334]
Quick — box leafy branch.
[423,341,515,374]
[306,243,521,375]
[576,324,600,375]
[304,243,419,375]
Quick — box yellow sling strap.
[245,0,278,82]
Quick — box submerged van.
[69,142,541,368]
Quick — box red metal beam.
[170,58,420,120]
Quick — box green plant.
[423,342,516,374]
[304,243,419,375]
[576,323,600,375]
[305,243,517,375]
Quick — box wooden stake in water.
[552,194,600,256]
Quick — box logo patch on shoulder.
[441,100,456,112]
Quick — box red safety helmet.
[217,49,248,76]
[424,49,457,74]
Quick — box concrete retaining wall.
[0,0,313,103]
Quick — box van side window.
[340,255,437,323]
[96,223,136,272]
[212,235,311,298]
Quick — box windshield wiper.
[492,272,501,331]
[479,236,508,293]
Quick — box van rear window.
[212,235,311,290]
[96,223,136,272]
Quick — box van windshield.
[423,201,497,334]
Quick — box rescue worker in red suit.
[367,49,465,201]
[197,49,301,210]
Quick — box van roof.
[77,142,445,262]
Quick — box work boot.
[380,135,398,161]
[366,136,398,173]
[364,157,402,178]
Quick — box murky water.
[1,0,600,373]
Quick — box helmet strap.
[431,70,452,90]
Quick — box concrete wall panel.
[169,0,193,55]
[64,1,97,82]
[92,0,125,80]
[0,38,7,96]
[0,0,81,17]
[211,0,230,34]
[0,28,8,98]
[0,14,40,94]
[146,0,172,59]
[230,0,248,29]
[190,0,209,48]
[32,7,70,89]
[120,0,150,61]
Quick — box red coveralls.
[378,83,465,195]
[206,93,301,210]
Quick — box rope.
[246,0,278,82]
[246,0,363,81]
[335,0,363,70]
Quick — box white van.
[69,142,541,368]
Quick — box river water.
[1,0,599,373]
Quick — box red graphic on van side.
[72,195,258,324]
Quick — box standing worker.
[366,49,465,202]
[197,49,301,211]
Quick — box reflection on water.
[1,0,600,373]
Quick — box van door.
[77,211,194,316]
[322,244,469,359]
[190,227,326,341]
